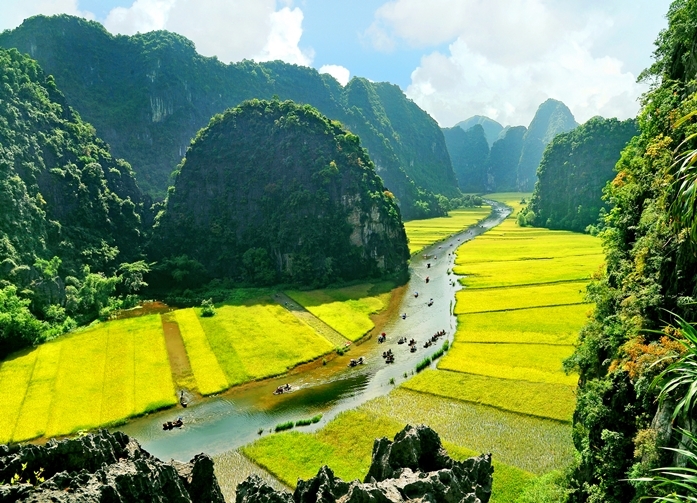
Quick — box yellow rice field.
[286,283,393,341]
[404,206,492,254]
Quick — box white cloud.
[0,0,93,32]
[319,64,350,86]
[367,0,655,126]
[103,0,312,66]
[255,6,313,66]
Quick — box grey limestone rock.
[236,425,493,503]
[0,429,224,503]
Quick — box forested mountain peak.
[455,115,504,147]
[516,98,578,191]
[151,99,409,288]
[0,14,456,219]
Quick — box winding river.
[116,201,511,464]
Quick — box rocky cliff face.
[0,429,224,503]
[151,99,409,287]
[236,425,493,503]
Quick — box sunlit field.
[286,282,393,341]
[242,393,539,503]
[199,301,335,383]
[456,304,591,345]
[404,206,491,254]
[404,369,576,422]
[0,315,176,443]
[456,253,604,288]
[454,281,588,314]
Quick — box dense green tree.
[527,117,638,232]
[565,1,697,501]
[151,99,409,288]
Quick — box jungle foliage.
[527,117,638,232]
[0,15,457,219]
[151,99,409,289]
[0,47,151,356]
[564,1,697,501]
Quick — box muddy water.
[116,202,511,463]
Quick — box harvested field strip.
[286,283,393,341]
[0,349,38,443]
[175,309,230,395]
[439,342,577,386]
[456,305,591,345]
[456,254,605,288]
[454,281,588,314]
[403,370,576,422]
[199,302,334,383]
[243,401,535,502]
[404,206,492,255]
[12,343,62,441]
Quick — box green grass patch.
[286,283,393,341]
[243,389,569,494]
[175,308,230,395]
[275,421,295,432]
[403,370,576,422]
[456,254,604,288]
[404,206,491,254]
[456,305,591,345]
[439,342,577,386]
[454,281,588,314]
[295,414,323,427]
[199,301,334,384]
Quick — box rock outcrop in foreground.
[0,429,224,502]
[236,425,493,503]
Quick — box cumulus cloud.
[319,64,350,86]
[0,0,93,31]
[104,0,312,65]
[366,0,656,126]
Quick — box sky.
[0,0,673,128]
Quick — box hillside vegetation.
[0,15,458,219]
[151,99,409,288]
[526,117,638,232]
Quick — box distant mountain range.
[445,99,579,193]
[0,15,458,219]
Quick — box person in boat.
[401,313,407,319]
[427,263,431,268]
[414,291,419,298]
[425,277,430,283]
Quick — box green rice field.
[0,315,176,443]
[243,392,542,502]
[404,206,492,255]
[286,282,393,341]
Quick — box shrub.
[416,357,432,373]
[200,298,216,317]
[275,421,294,432]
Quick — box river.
[116,201,511,464]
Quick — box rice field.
[454,281,588,314]
[242,391,545,502]
[455,304,591,345]
[0,315,177,443]
[286,282,393,341]
[403,370,576,422]
[404,206,492,255]
[197,301,335,384]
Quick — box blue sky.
[0,0,673,127]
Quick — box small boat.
[273,383,293,395]
[397,337,406,344]
[163,417,184,430]
[410,346,417,353]
[348,357,365,367]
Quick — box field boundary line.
[9,348,40,441]
[459,278,593,290]
[273,292,351,347]
[401,386,573,425]
[457,301,589,315]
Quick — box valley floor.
[239,193,602,502]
